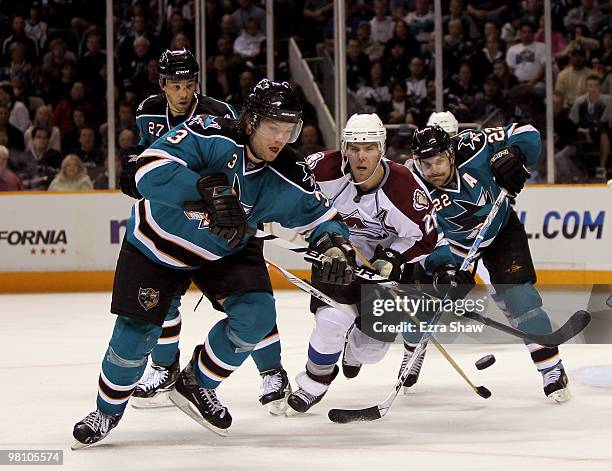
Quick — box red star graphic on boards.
[60,248,66,254]
[51,248,56,254]
[31,248,36,255]
[41,248,46,255]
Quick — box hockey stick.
[349,245,492,399]
[327,190,508,423]
[265,257,491,400]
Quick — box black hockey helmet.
[411,125,453,160]
[158,48,199,83]
[243,79,303,142]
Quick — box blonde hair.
[59,154,87,180]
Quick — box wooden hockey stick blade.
[328,406,382,424]
[462,310,591,347]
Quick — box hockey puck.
[475,354,496,370]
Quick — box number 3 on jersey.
[166,129,188,144]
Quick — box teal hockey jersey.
[135,93,238,147]
[127,114,345,268]
[415,123,541,268]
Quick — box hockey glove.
[432,265,475,304]
[184,173,248,249]
[311,232,357,285]
[118,145,146,199]
[370,244,405,282]
[490,146,530,197]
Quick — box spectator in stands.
[0,103,24,151]
[232,0,266,33]
[93,154,122,190]
[472,74,506,122]
[207,55,232,101]
[219,14,238,42]
[466,0,512,27]
[24,105,61,152]
[569,75,611,180]
[71,126,103,168]
[384,20,420,62]
[47,60,77,106]
[40,39,76,97]
[302,0,334,53]
[357,60,391,113]
[356,21,384,62]
[534,15,567,60]
[555,47,594,109]
[444,0,480,41]
[27,126,62,169]
[121,36,155,90]
[1,14,38,65]
[443,19,473,77]
[297,123,324,156]
[225,69,255,109]
[382,39,410,83]
[208,35,243,77]
[405,56,427,104]
[472,36,505,79]
[61,108,88,155]
[0,83,30,133]
[378,80,410,122]
[591,27,612,78]
[448,62,480,113]
[0,42,35,95]
[505,21,546,95]
[346,37,371,91]
[492,58,519,95]
[48,154,93,191]
[53,81,94,136]
[404,0,433,48]
[552,92,581,182]
[118,13,158,68]
[562,24,600,61]
[170,32,192,51]
[564,0,605,35]
[233,17,266,60]
[25,2,47,52]
[370,0,395,44]
[118,128,137,151]
[78,29,106,100]
[0,144,22,191]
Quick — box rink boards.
[0,185,610,292]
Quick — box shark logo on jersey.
[188,115,221,130]
[458,131,482,151]
[138,287,159,311]
[446,188,493,239]
[296,161,316,189]
[340,208,396,240]
[305,152,325,170]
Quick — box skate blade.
[131,391,174,409]
[71,440,91,450]
[168,389,229,437]
[548,387,571,404]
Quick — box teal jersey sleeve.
[136,114,152,147]
[482,123,542,167]
[135,117,233,209]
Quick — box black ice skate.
[71,409,121,450]
[287,366,338,415]
[131,356,180,409]
[400,345,427,394]
[168,346,232,436]
[259,367,291,415]
[542,365,571,403]
[341,340,362,379]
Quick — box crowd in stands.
[0,0,610,193]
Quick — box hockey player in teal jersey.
[72,79,356,447]
[121,50,289,414]
[406,123,570,403]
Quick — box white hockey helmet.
[341,113,387,157]
[427,111,459,136]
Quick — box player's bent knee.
[109,316,162,361]
[223,291,277,343]
[348,327,390,364]
[502,283,543,316]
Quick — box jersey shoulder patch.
[136,94,166,117]
[453,129,486,165]
[183,114,238,140]
[268,146,317,193]
[306,150,343,182]
[195,94,237,119]
[383,161,431,214]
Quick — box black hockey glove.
[490,146,530,198]
[370,244,405,282]
[118,145,146,199]
[184,173,248,249]
[433,265,475,303]
[311,232,357,285]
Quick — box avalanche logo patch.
[413,189,429,211]
[138,287,160,311]
[304,152,325,170]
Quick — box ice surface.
[1,291,611,471]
